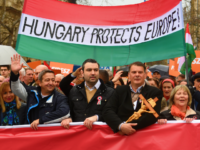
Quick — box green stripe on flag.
[16,29,185,66]
[180,43,196,74]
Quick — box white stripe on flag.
[18,3,183,46]
[178,56,185,71]
[185,33,193,45]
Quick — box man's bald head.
[35,65,48,72]
[0,75,5,86]
[55,74,64,88]
[35,65,48,84]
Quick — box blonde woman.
[0,82,26,125]
[158,85,200,124]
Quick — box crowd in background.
[0,54,200,135]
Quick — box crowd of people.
[0,54,200,135]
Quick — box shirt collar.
[85,80,101,91]
[41,93,50,98]
[130,82,145,93]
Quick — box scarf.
[171,105,190,120]
[1,100,20,126]
[164,96,170,101]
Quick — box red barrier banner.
[0,121,200,150]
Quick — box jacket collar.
[126,84,151,111]
[171,108,196,120]
[85,79,101,91]
[185,108,196,116]
[127,83,149,95]
[35,86,56,97]
[129,82,145,93]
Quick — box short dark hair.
[129,62,146,72]
[99,70,109,84]
[180,79,193,86]
[147,78,159,88]
[153,71,160,74]
[0,65,10,70]
[178,74,185,79]
[82,59,100,71]
[118,78,124,85]
[38,70,55,81]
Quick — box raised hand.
[11,54,23,75]
[72,67,82,77]
[112,71,123,82]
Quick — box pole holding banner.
[184,55,189,85]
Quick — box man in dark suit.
[61,59,114,130]
[103,62,163,135]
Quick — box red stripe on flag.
[43,61,52,70]
[113,67,117,76]
[185,23,190,35]
[22,0,181,26]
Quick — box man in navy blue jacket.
[10,54,70,130]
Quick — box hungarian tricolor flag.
[179,23,196,74]
[16,0,186,66]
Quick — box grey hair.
[38,70,55,81]
[24,67,33,75]
[55,74,64,79]
[19,68,26,76]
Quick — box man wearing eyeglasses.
[0,65,10,78]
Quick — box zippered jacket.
[10,71,70,124]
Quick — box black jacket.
[0,102,26,125]
[103,84,163,133]
[68,79,114,122]
[60,73,75,97]
[25,87,70,124]
[10,72,70,124]
[159,109,200,120]
[190,87,200,111]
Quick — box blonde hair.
[0,82,21,112]
[169,85,192,108]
